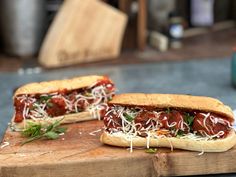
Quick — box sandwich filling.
[14,77,115,123]
[104,105,232,141]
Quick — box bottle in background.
[168,11,184,49]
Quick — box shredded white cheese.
[1,141,10,149]
[89,129,102,136]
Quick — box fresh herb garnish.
[33,95,54,108]
[84,91,92,97]
[21,118,67,145]
[123,112,134,122]
[145,148,157,153]
[176,130,184,137]
[38,95,53,103]
[184,113,194,126]
[165,108,171,114]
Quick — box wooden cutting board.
[1,120,236,177]
[39,0,127,68]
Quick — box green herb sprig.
[123,112,134,122]
[21,119,67,145]
[184,113,194,126]
[145,148,158,154]
[165,108,171,114]
[176,130,184,137]
[38,95,53,103]
[34,95,54,108]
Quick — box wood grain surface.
[39,0,127,68]
[1,120,236,177]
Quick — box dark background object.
[176,0,236,27]
[214,0,231,22]
[118,0,147,50]
[0,0,47,57]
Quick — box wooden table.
[1,120,236,177]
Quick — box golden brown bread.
[100,130,236,152]
[14,75,105,96]
[109,93,234,122]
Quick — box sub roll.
[100,93,236,152]
[12,75,115,130]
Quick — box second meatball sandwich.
[100,93,236,152]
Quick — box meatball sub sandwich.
[100,93,236,152]
[12,75,115,130]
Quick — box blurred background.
[1,0,236,136]
[0,0,235,70]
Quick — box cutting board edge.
[0,152,154,177]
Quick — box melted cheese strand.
[130,136,133,153]
[0,142,10,149]
[198,150,204,156]
[201,113,211,132]
[89,129,102,136]
[146,131,150,149]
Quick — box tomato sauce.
[135,110,157,129]
[46,98,67,117]
[192,113,230,138]
[158,111,189,134]
[104,111,122,130]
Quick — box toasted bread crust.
[109,93,234,121]
[14,75,105,96]
[100,130,236,152]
